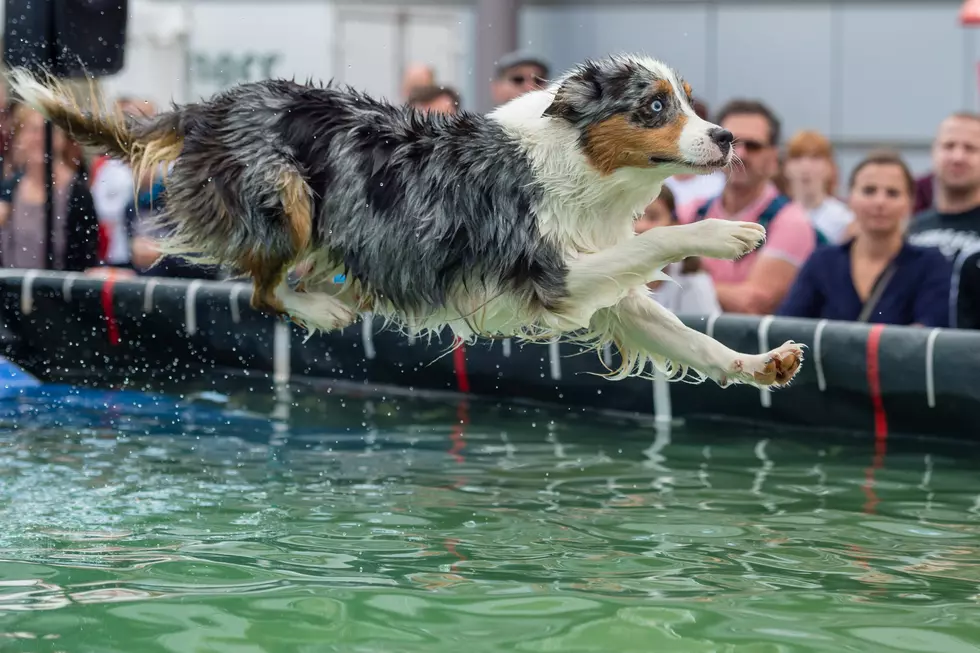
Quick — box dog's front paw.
[693,219,766,260]
[721,340,804,388]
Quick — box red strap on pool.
[452,338,470,393]
[101,274,121,346]
[865,324,888,441]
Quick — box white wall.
[98,0,189,111]
[332,4,467,103]
[186,1,335,101]
[0,0,472,111]
[519,1,972,178]
[26,0,977,184]
[182,1,468,106]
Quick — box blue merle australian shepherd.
[7,54,803,388]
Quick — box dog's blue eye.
[651,99,664,113]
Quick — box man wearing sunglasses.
[491,50,550,106]
[677,99,817,315]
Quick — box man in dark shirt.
[908,112,980,328]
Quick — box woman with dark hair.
[777,149,950,326]
[0,104,99,271]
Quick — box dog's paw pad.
[758,341,804,387]
[752,357,778,385]
[728,341,804,388]
[774,350,802,384]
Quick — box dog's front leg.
[564,219,766,320]
[593,291,803,388]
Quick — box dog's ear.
[542,72,602,122]
[542,88,573,120]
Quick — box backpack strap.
[755,194,831,246]
[856,259,899,323]
[693,196,716,222]
[696,194,789,228]
[756,194,791,230]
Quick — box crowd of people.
[406,52,980,330]
[0,87,220,280]
[0,50,976,330]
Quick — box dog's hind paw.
[692,218,766,260]
[279,289,357,337]
[721,340,804,388]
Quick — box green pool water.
[0,381,978,652]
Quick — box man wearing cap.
[491,51,550,106]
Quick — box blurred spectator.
[0,87,14,178]
[636,185,720,315]
[89,97,156,267]
[125,161,219,280]
[89,96,154,181]
[407,84,461,114]
[908,112,980,329]
[908,113,980,254]
[490,51,549,106]
[778,150,950,327]
[677,99,816,315]
[663,99,726,206]
[782,129,853,243]
[87,96,215,280]
[401,63,436,102]
[0,105,99,271]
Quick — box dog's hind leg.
[561,219,766,324]
[244,169,316,318]
[275,284,358,335]
[592,291,803,388]
[263,171,359,334]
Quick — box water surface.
[0,381,977,652]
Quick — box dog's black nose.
[709,128,734,149]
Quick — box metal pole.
[182,0,194,103]
[43,0,56,270]
[395,7,408,97]
[474,0,519,113]
[43,121,53,270]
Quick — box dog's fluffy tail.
[7,68,187,184]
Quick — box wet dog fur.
[6,54,804,388]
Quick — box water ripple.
[0,382,977,651]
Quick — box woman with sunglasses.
[776,150,950,327]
